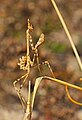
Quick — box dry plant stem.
[50,0,82,105]
[43,76,82,90]
[23,81,31,120]
[44,76,82,105]
[66,86,82,106]
[50,0,82,70]
[32,76,82,109]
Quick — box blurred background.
[0,0,82,120]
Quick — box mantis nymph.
[13,19,54,120]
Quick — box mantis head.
[28,19,33,31]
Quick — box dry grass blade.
[31,77,43,109]
[50,0,82,70]
[31,76,82,109]
[66,86,82,106]
[43,76,82,90]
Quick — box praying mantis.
[13,19,55,120]
[13,0,82,120]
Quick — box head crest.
[28,19,33,31]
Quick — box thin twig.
[51,0,82,70]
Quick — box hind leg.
[13,73,28,110]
